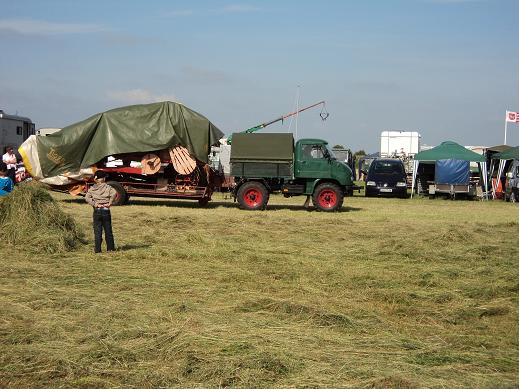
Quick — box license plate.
[380,188,393,193]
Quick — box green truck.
[230,133,355,211]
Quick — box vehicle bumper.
[365,186,407,197]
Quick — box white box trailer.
[0,110,35,153]
[380,131,421,158]
[36,128,61,136]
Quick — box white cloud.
[220,4,260,13]
[106,89,178,104]
[0,18,107,35]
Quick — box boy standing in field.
[85,171,116,253]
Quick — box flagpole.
[504,111,508,145]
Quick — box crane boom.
[227,100,327,144]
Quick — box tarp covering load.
[19,101,224,181]
[435,159,470,184]
[230,133,294,162]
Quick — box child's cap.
[94,170,107,179]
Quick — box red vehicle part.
[312,183,343,212]
[237,181,269,210]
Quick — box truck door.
[296,144,330,178]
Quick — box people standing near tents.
[2,147,17,185]
[85,171,117,253]
[0,162,14,196]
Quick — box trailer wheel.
[237,181,269,210]
[107,181,128,206]
[313,183,343,212]
[198,197,210,207]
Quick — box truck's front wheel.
[313,183,343,212]
[237,181,269,210]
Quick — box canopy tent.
[487,145,512,154]
[411,141,488,198]
[19,101,224,181]
[494,145,519,160]
[491,145,519,198]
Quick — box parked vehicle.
[380,131,421,159]
[230,133,355,211]
[363,158,407,198]
[505,159,519,203]
[0,109,35,153]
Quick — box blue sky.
[1,0,518,151]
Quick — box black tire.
[107,181,128,206]
[237,181,269,210]
[198,197,210,207]
[313,183,344,212]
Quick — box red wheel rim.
[318,189,337,208]
[243,188,263,207]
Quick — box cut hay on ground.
[0,182,85,253]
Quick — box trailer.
[380,131,421,159]
[0,109,35,153]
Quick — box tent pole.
[504,118,508,145]
[411,160,418,198]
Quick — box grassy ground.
[1,190,518,388]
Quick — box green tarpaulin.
[494,145,519,160]
[22,101,223,178]
[230,133,294,162]
[414,141,485,162]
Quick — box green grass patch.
[0,192,518,387]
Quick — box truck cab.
[294,139,354,192]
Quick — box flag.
[506,110,519,123]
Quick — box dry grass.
[0,182,85,253]
[1,190,518,388]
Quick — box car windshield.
[325,145,337,160]
[372,160,405,175]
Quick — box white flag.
[506,110,519,123]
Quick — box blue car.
[363,158,408,198]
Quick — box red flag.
[506,110,519,122]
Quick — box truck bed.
[230,133,294,178]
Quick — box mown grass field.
[1,189,519,388]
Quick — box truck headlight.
[366,181,376,186]
[396,182,407,187]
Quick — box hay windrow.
[0,182,85,253]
